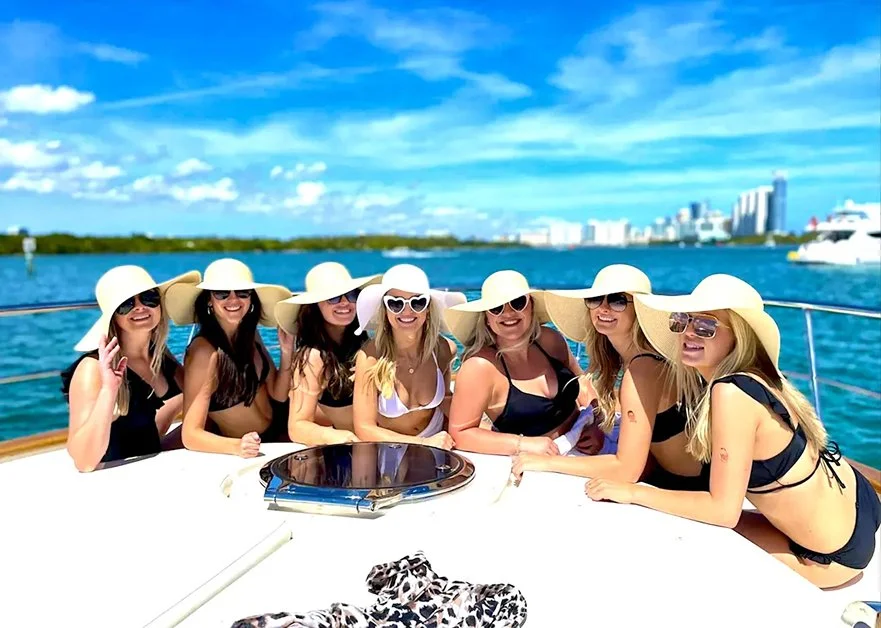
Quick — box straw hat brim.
[443,289,550,346]
[74,270,202,352]
[275,273,382,336]
[544,287,651,344]
[634,293,781,369]
[165,281,293,327]
[355,285,467,335]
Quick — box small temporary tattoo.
[627,410,637,423]
[720,448,729,462]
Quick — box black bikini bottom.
[789,468,881,570]
[644,462,711,492]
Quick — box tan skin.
[512,293,703,481]
[181,289,293,458]
[587,309,862,589]
[353,289,456,450]
[288,297,361,446]
[66,295,183,472]
[449,296,598,456]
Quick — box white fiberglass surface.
[184,460,864,628]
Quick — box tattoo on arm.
[720,448,729,462]
[627,410,637,423]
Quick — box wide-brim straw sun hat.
[165,258,292,327]
[545,264,652,343]
[274,262,382,336]
[443,270,549,346]
[354,263,466,335]
[75,265,202,352]
[634,273,781,369]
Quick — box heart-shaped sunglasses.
[383,294,430,314]
[487,295,529,316]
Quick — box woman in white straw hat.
[165,258,293,458]
[351,264,465,449]
[513,264,709,491]
[61,264,201,472]
[445,270,597,457]
[586,274,881,589]
[275,261,381,446]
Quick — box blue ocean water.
[2,246,879,467]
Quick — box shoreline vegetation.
[0,231,817,256]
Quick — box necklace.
[400,354,419,375]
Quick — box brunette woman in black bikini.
[513,264,708,490]
[588,274,881,589]
[166,258,292,458]
[446,270,597,456]
[274,262,380,446]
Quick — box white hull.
[2,443,878,627]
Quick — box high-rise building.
[769,170,787,234]
[732,186,772,236]
[689,202,701,221]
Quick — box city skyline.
[1,0,879,238]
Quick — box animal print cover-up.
[231,551,528,628]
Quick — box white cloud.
[170,177,238,203]
[63,161,125,180]
[282,181,327,208]
[173,158,213,177]
[270,161,328,179]
[238,193,275,213]
[0,172,57,194]
[0,84,95,114]
[0,138,64,169]
[132,174,166,193]
[72,188,131,202]
[76,43,148,65]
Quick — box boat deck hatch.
[259,442,476,516]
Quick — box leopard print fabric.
[231,551,528,627]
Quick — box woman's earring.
[207,304,213,314]
[250,304,254,313]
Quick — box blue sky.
[0,0,878,239]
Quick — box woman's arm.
[66,339,122,472]
[352,348,435,445]
[515,359,660,480]
[264,330,293,403]
[154,358,184,437]
[180,342,255,456]
[439,336,457,417]
[289,349,358,445]
[588,382,756,528]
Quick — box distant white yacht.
[789,200,881,266]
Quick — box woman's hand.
[510,453,547,482]
[585,478,635,504]
[425,431,454,450]
[97,335,127,391]
[238,431,261,458]
[277,328,295,360]
[518,436,559,456]
[325,429,360,445]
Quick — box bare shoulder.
[305,347,326,371]
[711,380,758,416]
[356,339,379,365]
[70,354,101,391]
[626,354,667,386]
[457,352,498,381]
[185,337,216,367]
[537,326,570,361]
[438,336,457,363]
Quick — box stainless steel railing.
[1,295,879,412]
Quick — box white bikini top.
[378,354,445,419]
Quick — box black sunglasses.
[488,295,529,316]
[585,292,631,312]
[116,288,161,316]
[211,289,253,301]
[668,312,727,339]
[327,289,360,305]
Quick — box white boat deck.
[1,443,878,627]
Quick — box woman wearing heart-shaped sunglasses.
[351,264,466,449]
[586,274,881,589]
[274,262,382,446]
[165,258,292,458]
[444,270,594,457]
[512,264,709,492]
[61,265,201,471]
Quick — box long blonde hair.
[362,301,443,399]
[462,304,542,363]
[108,308,171,416]
[584,311,656,433]
[677,311,828,463]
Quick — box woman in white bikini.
[351,264,466,450]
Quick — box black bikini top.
[712,374,844,494]
[208,343,271,412]
[317,342,361,409]
[629,354,688,443]
[60,350,181,462]
[492,344,580,437]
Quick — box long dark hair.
[194,290,263,407]
[291,303,364,400]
